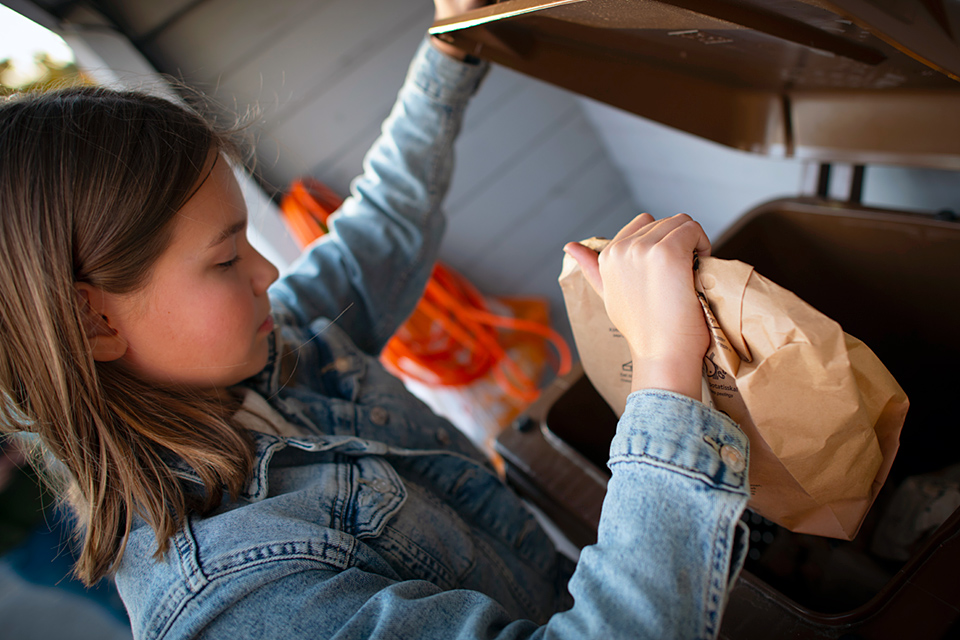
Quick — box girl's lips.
[258,315,274,333]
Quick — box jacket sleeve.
[197,392,750,640]
[268,38,488,355]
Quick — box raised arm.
[269,32,488,354]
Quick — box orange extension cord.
[280,177,571,403]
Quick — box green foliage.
[0,53,90,95]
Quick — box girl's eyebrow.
[206,220,246,249]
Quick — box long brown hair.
[0,87,256,585]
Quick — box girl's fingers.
[609,213,655,244]
[661,215,711,258]
[565,212,711,304]
[563,242,603,297]
[602,214,710,268]
[434,0,490,21]
[563,212,656,298]
[633,213,698,245]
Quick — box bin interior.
[545,200,960,614]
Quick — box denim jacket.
[116,38,750,640]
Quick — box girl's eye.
[217,255,241,270]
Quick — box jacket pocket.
[343,456,407,539]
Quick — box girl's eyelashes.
[217,255,242,270]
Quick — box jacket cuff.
[407,36,490,107]
[611,390,750,493]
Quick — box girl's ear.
[74,283,128,362]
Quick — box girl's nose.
[251,248,280,295]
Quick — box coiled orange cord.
[279,177,342,242]
[381,264,571,402]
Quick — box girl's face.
[102,153,280,389]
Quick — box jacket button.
[436,428,451,445]
[720,445,746,473]
[335,357,352,372]
[370,407,390,425]
[370,478,391,493]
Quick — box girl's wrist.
[629,354,705,400]
[429,34,481,64]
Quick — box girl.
[0,1,750,637]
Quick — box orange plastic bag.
[397,295,562,466]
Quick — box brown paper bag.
[559,237,908,540]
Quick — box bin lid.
[431,0,960,169]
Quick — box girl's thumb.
[563,242,604,298]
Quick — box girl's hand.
[564,214,712,399]
[431,0,490,60]
[434,0,489,22]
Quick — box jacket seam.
[608,454,748,493]
[153,556,354,640]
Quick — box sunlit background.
[0,3,83,92]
